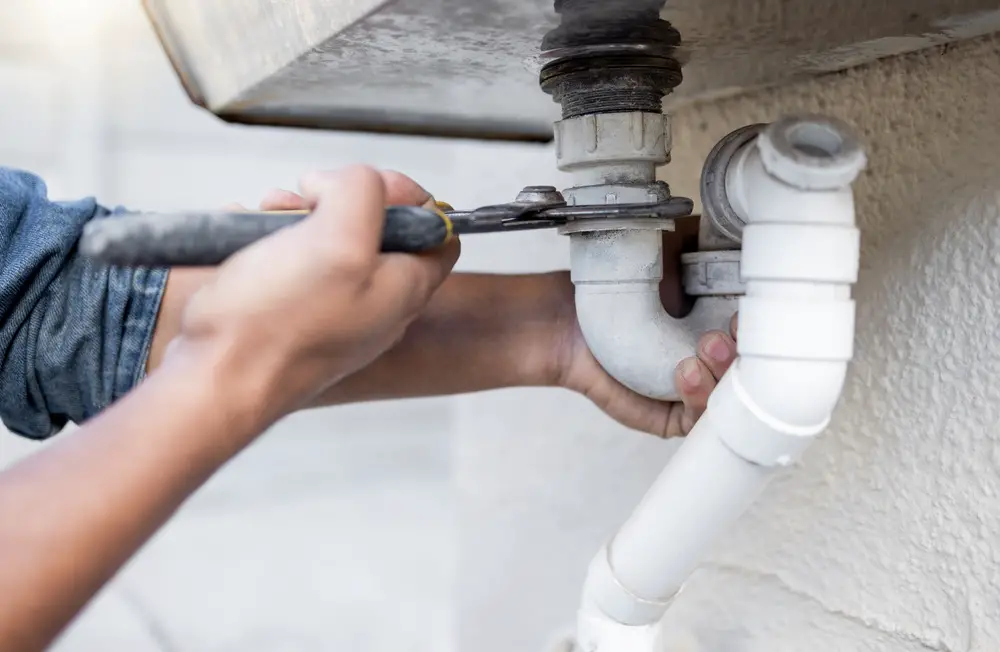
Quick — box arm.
[0,166,458,650]
[4,274,558,648]
[150,267,571,401]
[0,352,264,651]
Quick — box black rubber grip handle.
[78,205,452,267]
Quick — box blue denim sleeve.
[0,167,168,439]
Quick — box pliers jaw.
[446,185,693,234]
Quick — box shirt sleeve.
[0,167,168,439]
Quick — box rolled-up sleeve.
[0,167,168,439]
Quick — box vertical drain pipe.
[540,5,710,403]
[572,115,867,651]
[556,111,700,401]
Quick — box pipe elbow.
[705,361,844,469]
[708,115,867,240]
[575,285,696,401]
[728,148,858,228]
[737,358,848,427]
[570,228,696,401]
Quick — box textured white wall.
[459,35,1000,652]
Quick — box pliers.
[79,186,693,267]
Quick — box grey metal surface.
[699,122,764,246]
[681,249,744,296]
[144,0,1000,142]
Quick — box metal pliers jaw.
[445,186,567,233]
[447,185,693,234]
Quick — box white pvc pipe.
[574,115,867,649]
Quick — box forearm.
[318,271,571,404]
[150,270,575,404]
[0,354,267,651]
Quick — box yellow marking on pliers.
[434,201,455,240]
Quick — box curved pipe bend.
[571,228,697,402]
[573,116,867,647]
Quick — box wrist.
[155,336,284,438]
[515,271,578,389]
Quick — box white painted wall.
[460,35,1000,652]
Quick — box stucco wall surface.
[662,34,1000,652]
[460,34,1000,652]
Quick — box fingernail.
[704,334,732,363]
[680,359,702,386]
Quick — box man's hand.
[554,309,738,438]
[165,166,459,422]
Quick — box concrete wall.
[460,34,1000,652]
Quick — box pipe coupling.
[757,115,867,190]
[700,115,867,243]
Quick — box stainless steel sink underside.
[144,0,1000,142]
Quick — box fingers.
[730,312,739,340]
[674,358,715,432]
[260,188,307,211]
[375,239,460,317]
[265,171,433,211]
[674,328,738,433]
[374,169,457,314]
[298,166,387,256]
[380,170,435,208]
[698,330,737,380]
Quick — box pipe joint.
[583,544,675,627]
[756,115,867,191]
[737,296,856,361]
[701,115,865,244]
[576,598,665,652]
[741,223,860,285]
[711,365,829,467]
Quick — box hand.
[165,165,460,423]
[553,307,739,438]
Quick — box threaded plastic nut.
[756,115,867,190]
[554,112,669,171]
